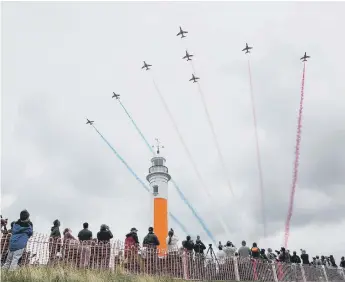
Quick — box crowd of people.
[1,210,345,272]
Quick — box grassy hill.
[1,267,181,282]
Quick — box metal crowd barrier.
[1,233,344,281]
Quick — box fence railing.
[1,233,344,281]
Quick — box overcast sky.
[2,1,345,262]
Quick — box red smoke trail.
[247,58,267,238]
[284,62,306,248]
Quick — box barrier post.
[300,264,307,282]
[271,263,279,282]
[322,265,329,282]
[233,256,240,281]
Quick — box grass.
[1,266,183,282]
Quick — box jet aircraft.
[300,52,310,62]
[176,26,188,38]
[141,61,152,70]
[112,92,120,99]
[86,119,94,125]
[242,43,253,54]
[183,50,193,61]
[189,74,200,83]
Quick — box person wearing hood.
[143,227,160,248]
[166,228,178,253]
[48,219,62,264]
[2,210,33,271]
[97,224,113,243]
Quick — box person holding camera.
[182,235,194,251]
[194,235,206,255]
[223,241,236,257]
[97,224,113,243]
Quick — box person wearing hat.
[124,227,139,259]
[143,227,160,248]
[2,210,33,270]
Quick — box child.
[2,210,33,270]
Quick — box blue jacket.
[9,220,33,251]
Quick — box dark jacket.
[291,254,301,264]
[50,226,61,238]
[78,228,92,241]
[301,253,310,265]
[143,232,160,246]
[10,220,33,252]
[97,228,113,243]
[194,240,206,254]
[182,239,195,251]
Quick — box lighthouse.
[146,139,171,254]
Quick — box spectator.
[78,222,92,242]
[124,227,139,258]
[260,249,268,260]
[301,249,310,265]
[238,240,251,259]
[329,255,337,267]
[194,235,206,255]
[48,219,62,263]
[97,224,113,243]
[63,228,77,242]
[223,241,236,257]
[1,216,8,233]
[315,255,322,266]
[321,255,327,266]
[182,236,194,251]
[217,244,225,260]
[50,219,61,238]
[251,242,260,259]
[267,248,277,262]
[2,210,33,271]
[291,251,301,264]
[279,247,289,263]
[340,256,345,268]
[166,228,178,252]
[143,227,160,248]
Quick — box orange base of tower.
[154,198,168,256]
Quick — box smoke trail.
[284,62,306,248]
[171,179,216,245]
[114,90,216,240]
[117,99,156,156]
[90,124,189,234]
[150,73,231,238]
[194,78,234,197]
[247,58,267,238]
[169,212,188,236]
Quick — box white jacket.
[223,246,237,257]
[166,235,179,252]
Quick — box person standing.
[2,210,33,271]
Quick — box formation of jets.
[189,74,200,83]
[176,26,188,38]
[141,61,152,70]
[300,52,310,62]
[86,119,94,125]
[183,50,193,61]
[112,92,120,99]
[242,43,253,54]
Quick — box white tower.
[146,139,171,254]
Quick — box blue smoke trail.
[116,97,217,241]
[117,100,155,156]
[169,212,188,236]
[91,124,189,234]
[171,179,216,245]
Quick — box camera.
[209,244,212,247]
